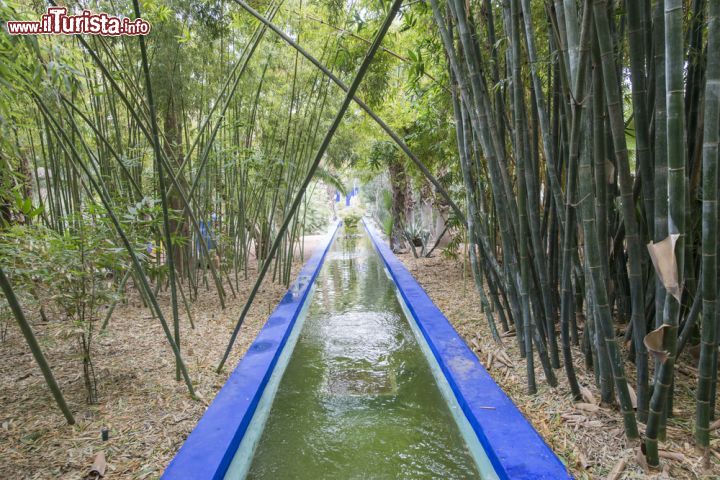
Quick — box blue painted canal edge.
[364,218,572,480]
[162,221,340,480]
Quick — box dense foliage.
[0,0,718,469]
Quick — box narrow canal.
[238,228,483,479]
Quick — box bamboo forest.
[1,0,719,478]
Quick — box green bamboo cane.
[590,58,614,404]
[685,0,706,203]
[58,94,142,199]
[522,83,561,368]
[652,0,669,368]
[447,0,518,225]
[170,4,280,186]
[217,0,404,372]
[131,0,185,381]
[431,0,523,330]
[229,0,465,227]
[592,0,648,425]
[511,31,536,395]
[625,0,658,419]
[55,90,232,322]
[626,0,655,241]
[562,0,580,82]
[451,75,501,342]
[0,267,75,424]
[695,0,719,450]
[559,0,594,400]
[42,1,228,307]
[31,94,196,397]
[519,0,567,232]
[577,68,638,440]
[644,0,687,465]
[185,6,279,206]
[456,60,515,325]
[509,0,553,391]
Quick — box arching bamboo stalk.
[217,0,404,372]
[31,93,196,397]
[230,0,465,226]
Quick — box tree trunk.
[163,96,188,275]
[388,157,408,252]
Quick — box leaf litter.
[0,240,322,479]
[398,251,720,479]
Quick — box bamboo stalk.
[217,0,404,372]
[695,0,719,450]
[645,0,687,464]
[0,268,75,424]
[592,0,648,426]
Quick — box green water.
[243,230,483,479]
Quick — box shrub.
[339,207,364,234]
[0,202,161,403]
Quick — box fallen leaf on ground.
[86,451,106,479]
[636,447,649,473]
[658,450,685,462]
[574,402,600,413]
[606,458,626,480]
[580,386,596,405]
[575,449,590,469]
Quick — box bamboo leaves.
[429,0,718,453]
[217,0,405,372]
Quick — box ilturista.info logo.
[6,7,151,36]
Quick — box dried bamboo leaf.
[88,451,106,478]
[644,325,671,364]
[646,234,682,301]
[658,450,685,462]
[606,458,627,480]
[490,350,512,368]
[574,402,600,413]
[627,384,637,409]
[605,159,615,184]
[576,449,590,469]
[561,413,587,423]
[580,386,596,405]
[635,446,650,473]
[496,349,513,366]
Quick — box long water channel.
[227,228,492,479]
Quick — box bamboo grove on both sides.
[0,0,719,469]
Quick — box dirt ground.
[1,233,718,479]
[0,236,324,479]
[397,251,720,479]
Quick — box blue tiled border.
[162,222,340,480]
[363,219,571,480]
